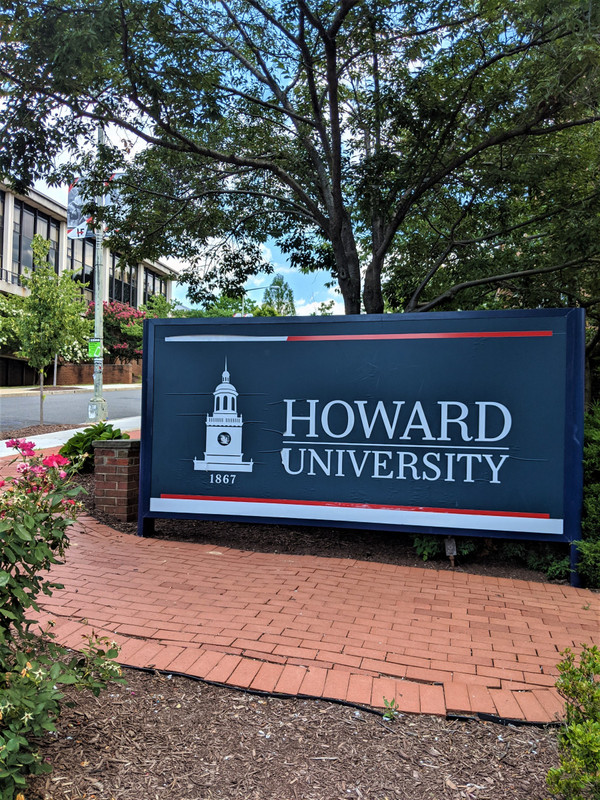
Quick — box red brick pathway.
[2,445,598,723]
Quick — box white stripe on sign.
[149,497,564,535]
[165,335,288,342]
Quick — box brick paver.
[2,443,599,723]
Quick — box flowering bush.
[86,300,145,364]
[0,441,79,645]
[0,441,122,799]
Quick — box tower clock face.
[217,432,232,446]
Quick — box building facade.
[0,182,177,308]
[0,182,180,385]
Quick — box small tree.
[17,235,90,423]
[262,275,296,316]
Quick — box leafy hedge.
[578,404,600,587]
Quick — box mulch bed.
[3,425,562,799]
[29,670,559,800]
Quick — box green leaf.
[14,524,32,542]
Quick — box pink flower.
[0,479,5,489]
[42,454,70,468]
[31,465,48,477]
[16,462,30,474]
[58,470,67,479]
[6,438,35,454]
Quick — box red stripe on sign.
[160,494,550,519]
[286,331,553,341]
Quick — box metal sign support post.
[88,126,108,423]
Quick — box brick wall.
[57,363,134,385]
[93,439,141,522]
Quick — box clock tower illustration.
[194,359,254,472]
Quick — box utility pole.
[88,126,108,422]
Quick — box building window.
[66,236,96,304]
[11,198,61,281]
[143,268,167,304]
[109,254,138,307]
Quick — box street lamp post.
[241,286,269,316]
[88,126,108,423]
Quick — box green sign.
[88,339,102,358]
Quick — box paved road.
[0,387,142,431]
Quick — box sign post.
[87,125,108,423]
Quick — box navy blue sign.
[139,309,584,544]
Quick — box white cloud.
[245,274,270,289]
[260,243,273,262]
[271,264,297,275]
[295,297,345,316]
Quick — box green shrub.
[412,534,444,561]
[412,534,482,562]
[547,644,600,799]
[576,540,600,588]
[59,422,130,472]
[0,635,123,800]
[497,541,570,582]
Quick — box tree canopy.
[1,0,600,314]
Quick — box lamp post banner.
[139,309,584,543]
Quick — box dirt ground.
[3,425,562,799]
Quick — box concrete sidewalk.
[0,416,141,456]
[0,383,141,398]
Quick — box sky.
[35,180,344,316]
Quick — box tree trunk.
[332,217,362,314]
[39,369,44,425]
[338,271,361,314]
[362,257,385,314]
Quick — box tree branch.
[414,258,593,312]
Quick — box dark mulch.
[0,423,85,440]
[28,670,559,800]
[5,424,561,799]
